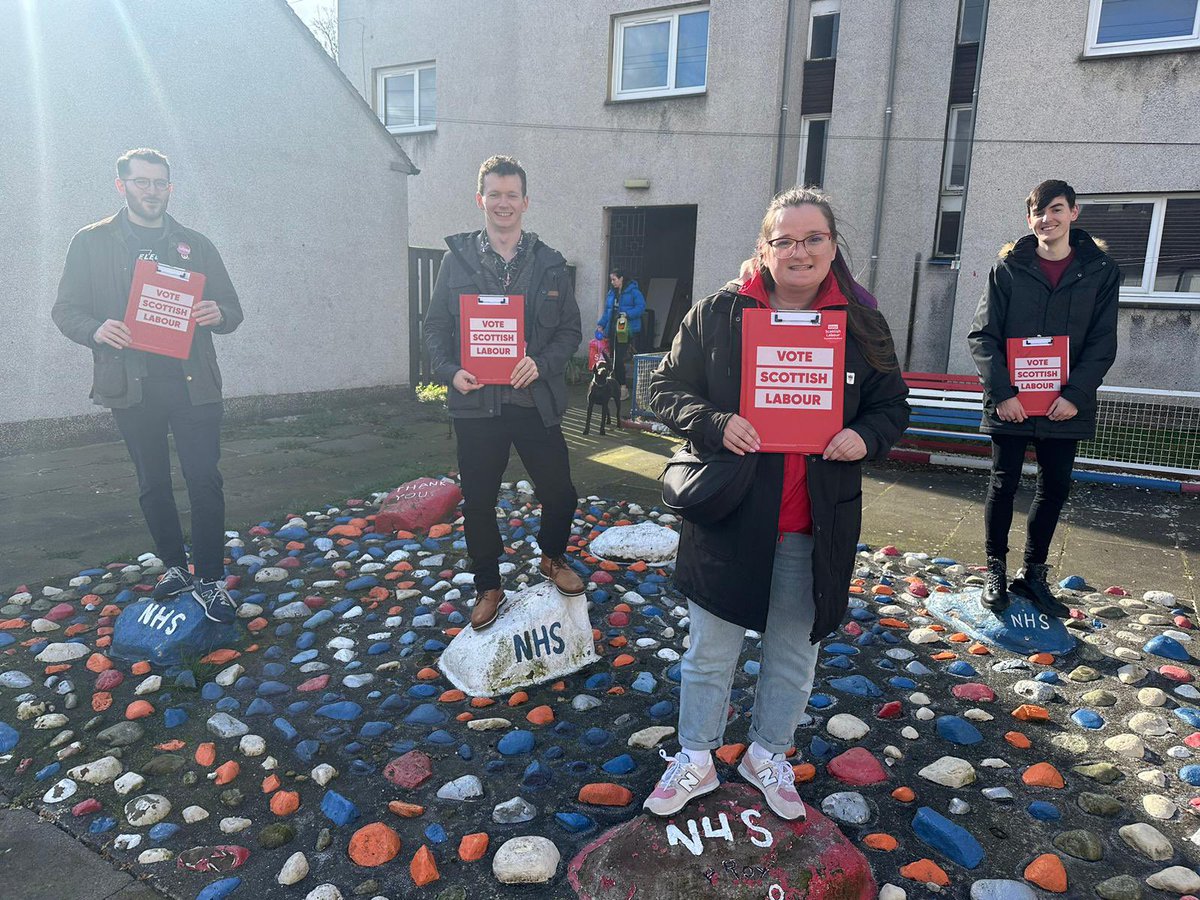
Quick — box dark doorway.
[606,205,697,350]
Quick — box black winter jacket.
[423,231,582,428]
[51,209,242,409]
[968,228,1119,440]
[648,285,910,642]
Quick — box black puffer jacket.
[968,228,1120,440]
[648,284,910,642]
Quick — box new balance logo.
[678,770,700,792]
[757,766,777,787]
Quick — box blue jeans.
[678,532,819,755]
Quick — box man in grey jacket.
[423,156,584,629]
[52,148,243,623]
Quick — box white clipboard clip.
[156,264,194,282]
[770,311,822,326]
[1021,336,1054,347]
[477,295,512,306]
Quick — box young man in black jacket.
[423,156,585,629]
[968,179,1120,617]
[52,149,243,623]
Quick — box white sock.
[679,748,712,768]
[748,741,781,762]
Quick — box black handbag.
[660,442,759,524]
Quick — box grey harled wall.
[950,0,1200,388]
[339,0,790,325]
[0,0,413,427]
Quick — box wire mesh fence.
[628,349,1200,479]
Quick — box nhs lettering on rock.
[136,601,189,636]
[513,621,566,662]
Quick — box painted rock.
[567,784,875,899]
[924,591,1075,655]
[375,478,463,533]
[588,523,679,564]
[438,582,599,697]
[176,845,251,873]
[111,595,239,666]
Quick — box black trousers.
[984,434,1077,567]
[111,377,226,580]
[453,405,578,591]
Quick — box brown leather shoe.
[539,555,585,597]
[470,588,505,630]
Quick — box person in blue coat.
[597,268,646,396]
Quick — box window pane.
[946,107,972,190]
[803,119,828,187]
[1154,198,1200,292]
[622,21,670,90]
[937,209,962,257]
[418,67,436,126]
[385,73,415,127]
[810,13,839,59]
[1097,0,1198,43]
[1075,201,1153,287]
[676,11,709,88]
[959,0,985,43]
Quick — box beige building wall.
[0,0,414,428]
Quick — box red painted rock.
[95,669,124,692]
[827,747,889,786]
[952,683,996,703]
[72,798,102,817]
[567,784,876,899]
[1159,665,1193,683]
[384,750,433,789]
[876,701,903,719]
[374,479,463,534]
[296,675,330,692]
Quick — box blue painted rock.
[566,784,875,898]
[110,596,239,666]
[924,590,1075,655]
[375,478,463,533]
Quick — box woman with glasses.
[643,187,909,819]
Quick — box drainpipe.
[948,0,990,373]
[773,0,798,195]
[867,0,902,292]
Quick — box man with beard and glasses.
[52,148,244,623]
[423,155,585,630]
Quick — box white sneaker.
[738,750,806,821]
[642,748,719,817]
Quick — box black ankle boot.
[1012,563,1070,618]
[983,557,1009,612]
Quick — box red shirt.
[739,270,848,534]
[1037,249,1075,290]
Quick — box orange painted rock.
[793,763,816,783]
[1024,852,1067,892]
[91,692,112,712]
[195,743,217,767]
[270,790,300,816]
[716,743,746,765]
[262,774,281,794]
[1005,731,1032,749]
[507,691,529,707]
[611,654,636,667]
[1022,762,1065,788]
[388,801,425,818]
[213,760,240,785]
[891,786,916,803]
[348,822,402,867]
[526,705,554,726]
[438,689,465,703]
[410,844,439,886]
[900,858,949,886]
[863,833,898,852]
[578,783,634,807]
[131,661,152,676]
[125,700,154,720]
[1012,704,1050,722]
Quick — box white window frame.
[1077,192,1200,306]
[376,63,436,134]
[799,115,830,187]
[612,4,709,101]
[1084,0,1200,57]
[807,0,840,60]
[934,194,964,259]
[942,104,973,192]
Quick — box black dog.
[583,361,621,436]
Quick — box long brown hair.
[755,187,898,372]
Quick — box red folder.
[739,308,847,452]
[123,260,204,359]
[1007,335,1069,416]
[459,294,525,385]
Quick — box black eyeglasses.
[766,233,832,256]
[123,177,171,191]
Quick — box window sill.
[608,88,707,105]
[1119,296,1200,309]
[927,257,956,267]
[385,124,437,135]
[1080,42,1200,61]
